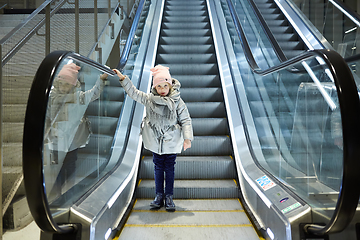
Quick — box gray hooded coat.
[120,76,193,154]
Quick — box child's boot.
[165,194,175,211]
[150,193,164,209]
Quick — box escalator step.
[174,75,220,87]
[180,88,223,102]
[140,156,236,179]
[157,44,214,54]
[192,118,229,136]
[137,179,238,199]
[156,53,216,64]
[161,29,211,37]
[164,63,218,75]
[186,102,226,118]
[159,36,213,45]
[163,16,208,23]
[142,135,232,156]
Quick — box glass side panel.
[43,2,150,216]
[230,0,281,67]
[44,57,120,210]
[290,0,360,59]
[222,0,343,219]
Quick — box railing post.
[94,0,98,43]
[127,0,130,17]
[0,44,3,238]
[75,0,79,53]
[120,5,124,20]
[45,4,51,56]
[108,0,111,19]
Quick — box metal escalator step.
[257,13,282,21]
[165,63,218,75]
[87,116,118,135]
[3,123,24,143]
[284,50,306,59]
[174,75,220,87]
[162,22,210,29]
[137,179,238,199]
[160,36,212,45]
[140,156,235,179]
[165,5,205,12]
[161,29,211,37]
[163,16,208,23]
[76,154,108,177]
[180,88,223,102]
[164,10,207,17]
[272,33,300,41]
[142,135,232,156]
[134,199,244,211]
[86,101,122,117]
[166,0,205,5]
[267,26,293,34]
[254,1,277,8]
[279,41,305,50]
[157,44,214,54]
[267,19,289,27]
[157,53,216,64]
[192,118,229,136]
[186,102,226,118]
[180,136,232,156]
[79,134,113,154]
[256,8,280,15]
[101,86,125,101]
[250,100,292,117]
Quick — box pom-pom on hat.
[150,65,172,88]
[57,63,81,86]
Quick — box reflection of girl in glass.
[46,62,107,204]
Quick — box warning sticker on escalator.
[281,202,301,214]
[256,175,276,191]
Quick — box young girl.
[113,65,193,211]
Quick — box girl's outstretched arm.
[113,69,151,106]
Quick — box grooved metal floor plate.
[117,199,260,240]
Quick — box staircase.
[117,0,261,238]
[0,0,125,230]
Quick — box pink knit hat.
[57,63,81,86]
[150,65,172,88]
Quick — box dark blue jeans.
[152,152,177,196]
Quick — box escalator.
[21,0,360,240]
[221,0,360,238]
[118,0,260,238]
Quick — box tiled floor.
[3,221,40,240]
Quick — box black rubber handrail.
[226,0,360,236]
[245,0,288,62]
[116,0,145,70]
[23,51,115,234]
[345,53,360,64]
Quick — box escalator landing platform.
[116,199,262,239]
